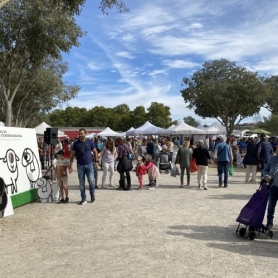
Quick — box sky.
[61,0,278,126]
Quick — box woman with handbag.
[175,141,192,187]
[192,140,213,190]
[99,140,118,188]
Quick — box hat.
[137,156,142,161]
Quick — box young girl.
[135,156,146,190]
[144,155,160,190]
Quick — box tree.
[6,59,79,127]
[86,106,112,127]
[255,115,278,135]
[0,1,129,13]
[108,104,130,131]
[129,106,147,128]
[0,0,83,126]
[263,75,278,114]
[147,102,172,128]
[183,116,200,127]
[181,59,266,137]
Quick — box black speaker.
[44,128,58,145]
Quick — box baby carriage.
[235,180,273,240]
[159,152,171,174]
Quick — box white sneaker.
[148,187,155,190]
[108,184,115,187]
[202,185,208,190]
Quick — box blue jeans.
[77,163,95,200]
[267,185,278,227]
[260,160,267,177]
[217,161,230,185]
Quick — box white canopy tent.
[170,122,205,135]
[167,124,176,130]
[126,121,171,135]
[34,122,65,137]
[86,132,97,139]
[196,124,206,130]
[205,121,226,134]
[97,127,124,137]
[125,127,135,133]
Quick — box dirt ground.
[1,162,278,278]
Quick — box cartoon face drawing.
[0,149,20,194]
[35,178,53,202]
[22,148,41,188]
[3,149,20,173]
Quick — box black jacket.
[192,147,211,166]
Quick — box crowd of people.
[37,129,278,231]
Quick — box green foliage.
[183,116,200,127]
[147,102,172,128]
[47,103,174,131]
[0,0,83,126]
[255,115,278,135]
[99,0,129,14]
[181,59,266,136]
[263,76,278,114]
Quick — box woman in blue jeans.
[262,150,278,230]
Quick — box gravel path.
[1,162,277,278]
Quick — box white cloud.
[163,59,200,69]
[115,51,135,59]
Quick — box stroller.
[158,152,171,174]
[235,180,273,240]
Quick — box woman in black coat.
[242,138,259,184]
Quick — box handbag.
[171,165,177,177]
[229,165,235,176]
[190,158,198,173]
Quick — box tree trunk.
[5,101,12,127]
[0,0,10,9]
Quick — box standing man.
[256,134,273,175]
[69,128,98,205]
[214,136,233,188]
[146,136,156,163]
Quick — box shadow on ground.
[167,224,278,258]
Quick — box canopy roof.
[170,122,205,134]
[126,121,170,135]
[34,122,65,137]
[97,127,124,137]
[245,128,271,135]
[196,124,206,130]
[167,124,176,130]
[125,127,135,133]
[86,132,96,139]
[205,121,226,133]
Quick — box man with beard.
[69,128,98,205]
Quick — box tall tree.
[263,75,278,114]
[181,59,266,137]
[7,59,79,127]
[183,116,200,127]
[147,102,172,128]
[86,106,112,127]
[0,0,83,126]
[130,106,147,128]
[255,115,278,135]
